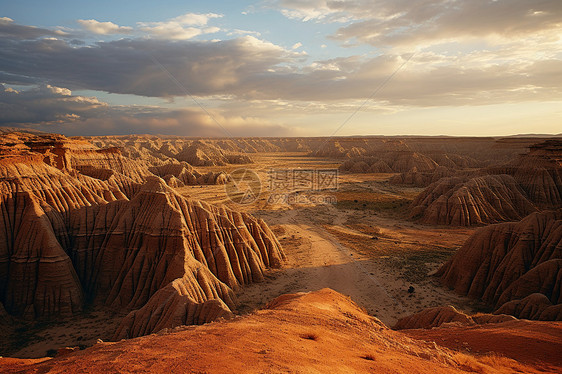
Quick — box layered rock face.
[98,178,284,338]
[90,136,254,167]
[88,135,537,168]
[150,162,229,186]
[389,166,456,187]
[410,174,537,226]
[340,151,439,174]
[0,133,284,337]
[176,140,253,166]
[437,209,562,320]
[393,306,515,330]
[410,140,562,225]
[113,279,234,340]
[500,139,562,208]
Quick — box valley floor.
[186,153,487,326]
[1,152,486,358]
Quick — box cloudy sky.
[1,0,561,136]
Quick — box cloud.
[74,110,292,137]
[332,0,562,48]
[0,16,60,40]
[137,12,222,40]
[0,84,293,136]
[275,0,343,22]
[170,13,222,26]
[0,84,106,125]
[273,0,562,48]
[0,18,561,110]
[292,42,303,49]
[77,19,132,35]
[74,13,222,40]
[0,32,297,98]
[227,29,262,37]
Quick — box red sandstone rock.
[393,306,474,329]
[340,151,439,174]
[150,161,229,186]
[410,174,537,226]
[0,133,284,334]
[1,289,558,374]
[437,209,562,319]
[409,140,561,225]
[390,166,457,187]
[113,276,234,339]
[393,306,517,330]
[176,140,252,166]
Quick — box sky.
[0,0,561,137]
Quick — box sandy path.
[237,208,407,324]
[237,202,481,326]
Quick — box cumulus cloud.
[0,32,298,98]
[74,13,221,40]
[137,12,222,40]
[170,13,222,26]
[276,0,344,22]
[0,84,106,125]
[77,19,132,34]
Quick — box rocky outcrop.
[394,306,474,329]
[390,166,456,187]
[86,135,540,167]
[410,174,537,226]
[89,178,283,310]
[389,166,458,187]
[404,140,561,224]
[393,306,516,330]
[340,151,439,174]
[150,162,229,186]
[69,148,151,183]
[504,140,562,208]
[113,277,234,340]
[0,157,116,319]
[0,302,12,325]
[437,209,562,320]
[176,140,252,166]
[495,293,562,321]
[0,133,284,334]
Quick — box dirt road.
[237,205,475,326]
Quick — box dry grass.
[334,190,411,213]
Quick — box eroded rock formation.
[175,140,252,166]
[437,209,562,320]
[0,133,284,337]
[410,174,537,226]
[389,166,456,187]
[410,140,562,225]
[150,162,229,186]
[340,151,439,174]
[393,306,515,330]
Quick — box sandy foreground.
[2,289,561,373]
